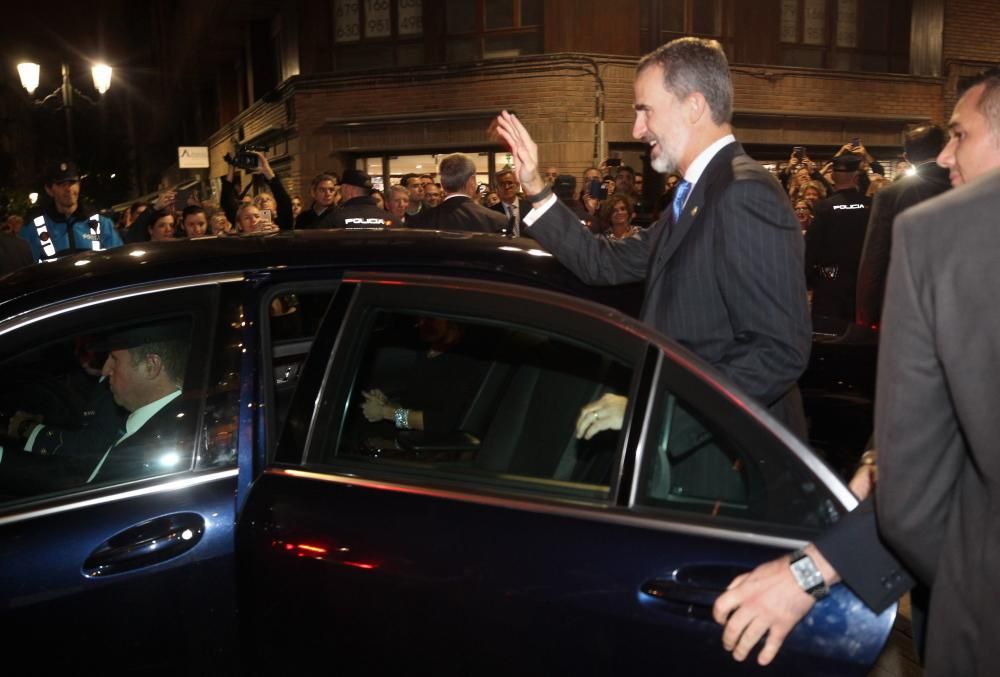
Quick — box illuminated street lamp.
[16,61,113,158]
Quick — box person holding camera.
[221,149,293,231]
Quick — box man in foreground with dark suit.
[875,69,1000,676]
[713,69,1000,671]
[408,154,507,233]
[495,37,811,438]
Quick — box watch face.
[791,554,828,598]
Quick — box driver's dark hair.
[129,340,189,387]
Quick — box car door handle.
[641,564,749,616]
[83,512,206,577]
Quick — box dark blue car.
[0,231,892,674]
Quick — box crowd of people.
[2,123,915,305]
[0,133,965,342]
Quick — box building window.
[779,0,910,73]
[332,0,424,70]
[444,0,544,62]
[640,0,732,55]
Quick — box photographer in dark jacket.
[220,151,293,230]
[326,169,390,228]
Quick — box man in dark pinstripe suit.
[496,37,811,438]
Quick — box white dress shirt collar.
[684,133,736,189]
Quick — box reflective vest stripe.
[89,214,102,251]
[33,215,57,258]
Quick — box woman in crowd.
[799,180,827,208]
[180,205,209,238]
[599,194,639,241]
[254,192,278,226]
[370,189,385,210]
[147,210,177,241]
[793,199,813,234]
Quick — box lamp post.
[17,61,112,159]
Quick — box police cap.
[831,154,863,173]
[45,160,81,185]
[341,168,372,192]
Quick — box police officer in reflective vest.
[20,160,123,262]
[804,153,871,324]
[326,169,391,229]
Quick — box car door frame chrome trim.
[0,468,239,527]
[628,351,664,508]
[272,467,807,550]
[0,273,245,337]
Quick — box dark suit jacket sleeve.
[814,497,915,612]
[0,236,33,273]
[125,207,154,243]
[855,188,894,326]
[875,214,962,586]
[220,178,239,227]
[268,176,294,231]
[527,199,650,286]
[713,181,812,406]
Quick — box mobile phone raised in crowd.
[851,137,861,149]
[174,178,200,207]
[588,179,608,200]
[793,146,806,159]
[605,158,622,168]
[259,209,273,224]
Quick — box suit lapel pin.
[690,206,699,217]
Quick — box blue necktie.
[671,180,691,223]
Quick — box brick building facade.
[165,0,997,203]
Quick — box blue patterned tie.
[671,180,691,223]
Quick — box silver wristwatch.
[789,548,830,599]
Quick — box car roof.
[0,230,641,317]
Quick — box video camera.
[223,143,268,171]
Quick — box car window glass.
[0,291,238,507]
[319,310,634,502]
[636,388,840,536]
[267,290,334,435]
[193,294,245,471]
